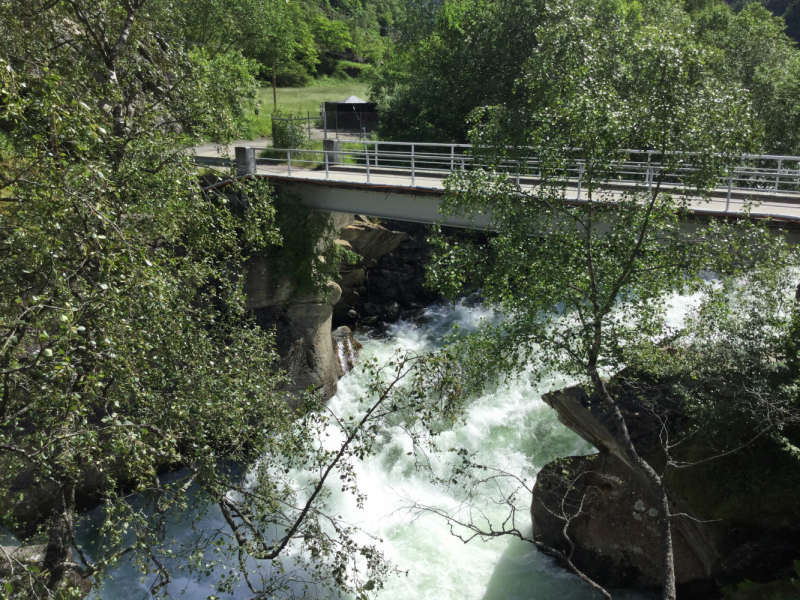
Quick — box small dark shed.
[322,96,378,133]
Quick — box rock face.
[248,257,343,398]
[331,326,362,377]
[245,214,413,399]
[334,219,443,327]
[533,386,800,596]
[533,452,714,589]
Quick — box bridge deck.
[195,145,800,228]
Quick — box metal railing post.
[450,145,455,171]
[647,150,653,194]
[576,163,584,201]
[325,147,329,180]
[776,158,782,191]
[323,107,327,140]
[374,142,378,168]
[287,149,291,176]
[411,144,415,186]
[365,141,370,184]
[726,169,733,212]
[516,161,520,188]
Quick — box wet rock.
[385,301,402,322]
[331,326,363,377]
[532,452,712,587]
[534,384,800,595]
[254,281,343,400]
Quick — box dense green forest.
[180,0,406,88]
[371,0,800,155]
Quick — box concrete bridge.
[193,142,800,230]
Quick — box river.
[83,296,701,600]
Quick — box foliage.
[270,108,315,149]
[371,0,544,142]
[725,0,800,44]
[0,1,418,598]
[374,0,800,153]
[420,0,797,596]
[266,195,359,301]
[178,0,402,87]
[693,2,800,154]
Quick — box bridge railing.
[194,142,800,198]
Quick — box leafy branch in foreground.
[0,1,450,598]
[420,0,800,598]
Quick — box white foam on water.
[84,297,692,600]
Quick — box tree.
[422,0,782,597]
[370,0,545,142]
[179,0,316,108]
[0,1,436,598]
[257,0,317,110]
[692,1,800,154]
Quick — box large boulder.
[533,385,800,595]
[532,452,715,588]
[337,218,408,267]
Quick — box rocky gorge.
[244,212,445,401]
[6,209,800,600]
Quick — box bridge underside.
[271,179,493,229]
[267,174,800,235]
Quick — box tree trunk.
[43,480,76,591]
[594,374,678,600]
[272,65,277,112]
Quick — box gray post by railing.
[235,146,256,177]
[323,139,339,166]
[325,146,329,180]
[450,145,455,171]
[647,150,653,194]
[323,106,327,140]
[776,158,782,191]
[411,144,415,186]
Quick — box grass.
[240,80,371,141]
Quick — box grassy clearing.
[240,80,370,140]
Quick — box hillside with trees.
[3,0,800,599]
[372,0,800,154]
[179,0,403,92]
